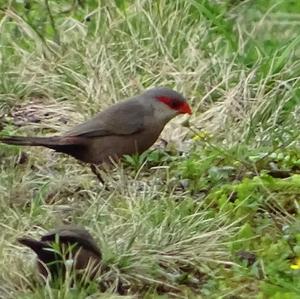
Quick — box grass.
[0,0,300,298]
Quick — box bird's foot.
[90,164,110,191]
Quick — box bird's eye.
[171,100,180,109]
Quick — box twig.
[44,0,60,44]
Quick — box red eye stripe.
[156,96,182,110]
[156,96,192,115]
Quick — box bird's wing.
[65,100,146,138]
[18,237,48,252]
[42,227,102,257]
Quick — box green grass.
[1,0,300,298]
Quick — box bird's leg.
[90,164,105,185]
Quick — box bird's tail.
[0,135,87,161]
[0,136,66,147]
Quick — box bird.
[0,87,192,165]
[18,226,102,282]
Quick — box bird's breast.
[84,125,164,164]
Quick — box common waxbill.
[0,87,192,164]
[18,226,102,281]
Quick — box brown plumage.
[1,87,191,164]
[18,226,102,281]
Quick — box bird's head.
[142,87,192,122]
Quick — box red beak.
[179,102,192,115]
